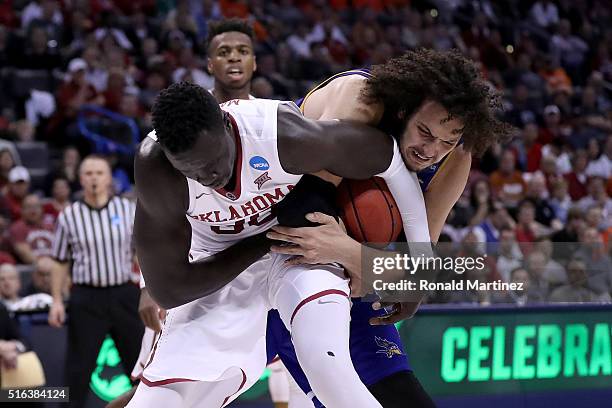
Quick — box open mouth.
[227,68,244,80]
[412,149,432,164]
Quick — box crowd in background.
[0,0,610,314]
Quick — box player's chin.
[402,157,427,172]
[224,76,248,88]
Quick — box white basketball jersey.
[148,99,302,257]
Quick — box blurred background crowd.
[0,0,610,315]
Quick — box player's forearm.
[146,233,271,309]
[321,121,394,179]
[377,144,431,244]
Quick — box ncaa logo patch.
[111,215,121,226]
[249,156,270,171]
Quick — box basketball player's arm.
[277,103,393,178]
[134,140,270,309]
[424,146,471,242]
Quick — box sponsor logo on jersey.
[375,336,403,358]
[225,192,237,200]
[254,171,272,190]
[249,156,270,171]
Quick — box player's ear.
[207,58,214,75]
[253,56,257,73]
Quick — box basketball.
[336,177,402,246]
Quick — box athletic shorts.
[266,297,410,401]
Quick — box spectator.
[549,178,572,222]
[21,0,63,31]
[551,207,586,262]
[515,199,550,248]
[578,177,612,217]
[564,149,589,200]
[42,177,72,222]
[287,23,313,59]
[539,56,572,95]
[0,148,16,192]
[533,237,567,286]
[491,267,544,305]
[584,205,607,233]
[47,58,104,150]
[4,166,31,221]
[496,227,523,282]
[538,104,567,145]
[524,249,555,298]
[548,258,608,302]
[48,147,81,196]
[550,19,589,82]
[542,137,572,175]
[575,227,612,298]
[489,149,526,208]
[468,179,492,226]
[472,200,514,254]
[82,46,109,93]
[13,23,62,70]
[524,172,558,228]
[504,53,546,94]
[505,83,538,127]
[0,264,21,310]
[585,135,611,179]
[530,0,559,29]
[20,259,51,296]
[9,194,55,264]
[515,123,543,172]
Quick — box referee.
[47,155,144,407]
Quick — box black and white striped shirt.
[52,196,136,287]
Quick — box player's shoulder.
[135,133,169,175]
[137,132,162,160]
[332,72,369,89]
[221,98,298,113]
[135,133,182,191]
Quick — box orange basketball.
[336,177,402,246]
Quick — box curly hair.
[207,19,254,51]
[361,49,513,156]
[151,81,223,154]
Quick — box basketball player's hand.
[368,301,420,325]
[139,288,166,332]
[268,212,358,266]
[48,300,65,328]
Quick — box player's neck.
[222,122,238,191]
[213,85,250,103]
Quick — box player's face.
[399,101,463,172]
[166,125,236,189]
[208,32,256,90]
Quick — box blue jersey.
[267,69,452,404]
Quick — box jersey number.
[211,211,276,234]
